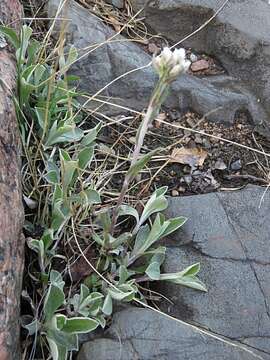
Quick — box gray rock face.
[159,185,270,354]
[130,0,270,127]
[47,0,266,126]
[77,307,267,360]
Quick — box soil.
[103,109,270,198]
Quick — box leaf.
[35,107,46,130]
[45,123,83,147]
[80,188,101,205]
[108,283,136,302]
[139,187,168,226]
[78,146,94,170]
[118,265,134,284]
[27,39,41,66]
[66,46,78,67]
[79,284,90,303]
[145,262,161,280]
[41,228,54,251]
[109,232,132,248]
[169,147,208,168]
[159,263,207,292]
[44,285,65,322]
[127,150,156,178]
[179,262,201,277]
[23,319,40,336]
[61,317,99,334]
[34,64,46,86]
[0,25,20,49]
[118,205,139,225]
[47,337,65,360]
[60,149,78,190]
[132,224,150,257]
[81,123,102,147]
[102,294,112,316]
[133,214,169,257]
[165,275,207,292]
[46,328,78,351]
[51,200,70,232]
[45,161,60,184]
[145,249,166,280]
[80,292,104,311]
[161,217,187,238]
[20,25,33,57]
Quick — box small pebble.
[190,53,198,63]
[191,59,209,72]
[178,186,186,193]
[230,159,242,171]
[214,159,227,170]
[171,189,179,197]
[106,0,124,8]
[202,138,211,149]
[184,175,192,184]
[194,134,203,144]
[170,170,176,176]
[186,118,196,128]
[183,165,190,174]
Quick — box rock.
[77,307,266,360]
[47,0,265,125]
[106,0,124,8]
[191,59,209,72]
[158,185,270,354]
[214,158,227,170]
[129,0,270,129]
[189,52,198,62]
[0,1,24,359]
[230,159,242,171]
[171,189,179,196]
[183,175,192,184]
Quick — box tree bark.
[0,1,24,360]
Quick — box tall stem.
[110,77,169,234]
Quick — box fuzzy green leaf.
[102,294,112,316]
[81,123,102,147]
[44,285,65,322]
[61,317,99,334]
[78,146,94,170]
[0,25,20,49]
[127,150,155,178]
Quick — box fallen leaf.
[70,246,96,282]
[169,147,208,167]
[107,16,121,32]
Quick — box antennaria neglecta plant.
[0,23,206,360]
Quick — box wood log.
[0,1,24,359]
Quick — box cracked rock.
[47,0,264,126]
[77,307,267,360]
[157,185,270,354]
[129,0,270,130]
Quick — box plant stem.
[110,76,169,234]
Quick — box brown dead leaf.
[107,16,121,32]
[70,246,96,282]
[169,147,208,167]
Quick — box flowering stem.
[110,47,190,235]
[110,77,169,234]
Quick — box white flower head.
[152,47,190,81]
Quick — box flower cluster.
[152,47,190,81]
